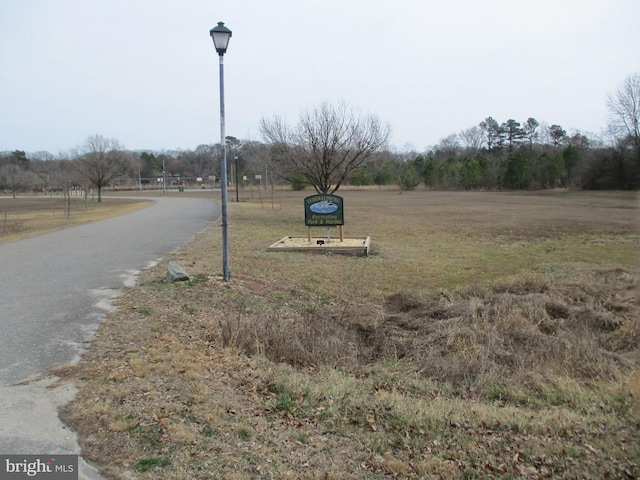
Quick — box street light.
[234,154,239,203]
[210,21,232,282]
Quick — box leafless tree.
[30,151,63,194]
[459,126,484,151]
[434,133,461,159]
[260,101,390,194]
[52,153,81,218]
[0,164,35,198]
[607,72,640,165]
[240,140,282,207]
[74,134,131,202]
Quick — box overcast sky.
[1,0,638,154]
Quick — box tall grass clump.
[219,265,638,410]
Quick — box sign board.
[304,194,344,226]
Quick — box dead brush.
[217,265,639,406]
[218,302,388,367]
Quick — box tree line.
[2,74,639,197]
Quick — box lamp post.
[162,157,166,196]
[234,154,239,203]
[210,21,232,282]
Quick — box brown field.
[54,189,639,479]
[0,194,150,241]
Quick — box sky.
[0,0,638,154]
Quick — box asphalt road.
[0,196,219,478]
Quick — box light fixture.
[210,22,232,56]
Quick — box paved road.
[0,196,219,478]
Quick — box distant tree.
[140,151,162,177]
[260,101,391,194]
[351,168,375,186]
[29,151,56,192]
[187,144,217,178]
[461,155,489,189]
[536,152,563,188]
[548,124,567,147]
[225,135,242,161]
[500,151,533,189]
[415,154,436,188]
[398,161,420,191]
[479,117,503,152]
[459,126,484,151]
[607,72,640,166]
[582,147,634,189]
[371,157,396,186]
[30,151,55,163]
[523,117,540,149]
[502,119,525,152]
[562,144,580,186]
[568,133,590,151]
[241,140,278,190]
[74,134,130,202]
[51,154,80,217]
[10,150,29,169]
[437,158,463,188]
[0,164,34,197]
[434,133,461,159]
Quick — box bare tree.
[459,126,484,151]
[239,140,282,207]
[607,73,640,165]
[434,133,461,159]
[29,153,50,192]
[74,134,130,202]
[0,164,35,198]
[52,153,81,218]
[260,101,390,194]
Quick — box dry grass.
[54,189,639,479]
[0,194,150,241]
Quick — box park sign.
[304,194,344,226]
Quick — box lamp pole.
[210,21,232,282]
[235,154,239,202]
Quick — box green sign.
[304,194,344,226]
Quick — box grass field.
[0,194,150,241]
[54,189,639,479]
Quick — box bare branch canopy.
[607,72,640,166]
[260,101,391,194]
[74,134,131,202]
